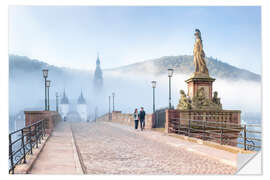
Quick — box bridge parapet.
[165,109,241,134]
[24,111,62,135]
[163,109,261,151]
[97,111,154,129]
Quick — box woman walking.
[134,108,139,130]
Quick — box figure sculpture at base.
[177,90,192,110]
[212,91,222,109]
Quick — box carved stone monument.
[170,32,241,146]
[178,29,222,110]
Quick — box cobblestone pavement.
[71,122,237,175]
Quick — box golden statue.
[193,29,209,75]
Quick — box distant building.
[93,53,103,91]
[77,90,88,122]
[59,90,70,121]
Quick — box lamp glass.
[168,69,174,77]
[151,81,157,88]
[42,69,48,78]
[46,80,51,87]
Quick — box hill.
[106,55,261,81]
[9,55,92,115]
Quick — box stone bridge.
[18,120,240,174]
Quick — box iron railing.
[154,108,167,128]
[9,120,45,174]
[169,117,261,151]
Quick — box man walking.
[139,107,146,131]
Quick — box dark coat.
[139,110,146,120]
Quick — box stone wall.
[97,111,154,129]
[24,111,62,134]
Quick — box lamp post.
[56,92,59,113]
[151,81,157,113]
[46,80,51,111]
[112,92,115,112]
[42,69,48,110]
[95,107,98,122]
[168,69,174,109]
[109,96,111,120]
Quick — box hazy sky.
[9,6,261,74]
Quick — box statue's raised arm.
[193,29,209,76]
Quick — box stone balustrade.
[165,109,241,133]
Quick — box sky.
[9,6,262,74]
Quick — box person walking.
[133,108,139,130]
[139,107,146,131]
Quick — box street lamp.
[46,80,51,111]
[168,68,174,109]
[42,69,48,111]
[42,69,48,110]
[56,92,59,113]
[112,92,115,112]
[95,107,98,122]
[109,96,111,120]
[151,81,157,113]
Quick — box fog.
[9,65,261,126]
[103,70,261,120]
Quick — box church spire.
[78,89,86,104]
[61,89,69,104]
[93,52,103,90]
[96,52,100,66]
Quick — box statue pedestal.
[185,73,215,100]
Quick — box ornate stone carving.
[177,90,192,110]
[191,87,222,110]
[177,88,222,110]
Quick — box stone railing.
[24,111,62,135]
[97,111,154,129]
[165,109,241,133]
[163,109,242,147]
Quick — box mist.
[9,62,261,128]
[103,69,261,119]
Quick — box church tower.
[77,90,87,122]
[93,53,103,90]
[59,90,69,121]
